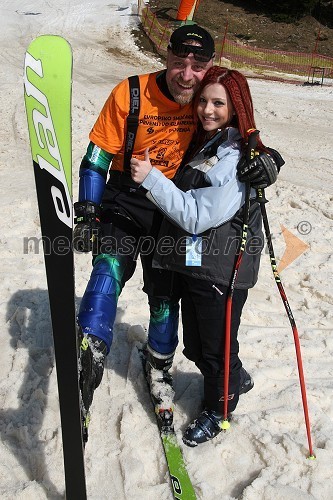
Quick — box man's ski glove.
[237,148,285,189]
[73,201,102,253]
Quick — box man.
[74,24,281,441]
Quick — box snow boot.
[78,330,107,443]
[182,409,229,447]
[145,346,175,429]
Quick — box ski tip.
[26,34,72,54]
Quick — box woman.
[130,67,268,446]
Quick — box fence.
[138,1,333,83]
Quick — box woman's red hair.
[195,66,266,152]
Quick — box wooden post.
[307,27,321,81]
[158,22,170,51]
[148,12,156,37]
[219,18,229,65]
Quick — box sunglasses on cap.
[168,42,214,63]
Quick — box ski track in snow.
[0,0,333,498]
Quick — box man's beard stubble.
[168,78,197,105]
[173,90,195,105]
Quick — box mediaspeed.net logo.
[22,220,311,270]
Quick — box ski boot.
[144,346,175,430]
[183,368,253,447]
[239,367,254,396]
[182,409,231,447]
[78,330,107,444]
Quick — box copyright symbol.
[297,221,312,235]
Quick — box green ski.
[160,432,197,499]
[140,348,197,499]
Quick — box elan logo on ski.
[24,35,72,229]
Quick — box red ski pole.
[222,129,258,429]
[257,186,315,459]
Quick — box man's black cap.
[169,24,215,58]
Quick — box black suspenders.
[123,75,140,173]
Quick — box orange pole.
[176,0,197,21]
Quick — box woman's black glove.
[237,148,285,189]
[73,201,102,253]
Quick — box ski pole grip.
[246,129,267,203]
[246,128,260,163]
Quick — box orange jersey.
[89,71,195,179]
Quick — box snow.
[1,0,332,498]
